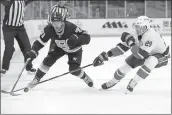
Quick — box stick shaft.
[11,58,31,92]
[38,64,93,85]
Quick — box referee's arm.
[1,0,10,6]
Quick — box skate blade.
[1,90,10,94]
[99,88,103,91]
[1,90,21,96]
[125,89,132,94]
[98,88,108,91]
[10,92,21,96]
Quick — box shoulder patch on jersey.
[75,26,83,33]
[40,32,45,38]
[145,41,152,47]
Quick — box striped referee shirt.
[3,0,26,27]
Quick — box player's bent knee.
[144,56,158,70]
[119,62,133,74]
[125,54,145,69]
[43,56,56,67]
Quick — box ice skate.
[81,73,93,87]
[101,78,119,90]
[125,79,137,94]
[27,76,40,90]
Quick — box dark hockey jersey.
[32,21,90,53]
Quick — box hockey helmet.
[133,16,151,35]
[48,4,68,23]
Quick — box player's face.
[52,21,64,31]
[134,24,148,36]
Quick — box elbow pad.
[31,40,44,52]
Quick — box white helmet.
[133,16,151,35]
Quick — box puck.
[24,87,29,92]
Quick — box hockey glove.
[121,32,135,47]
[66,34,79,49]
[93,51,109,67]
[25,50,38,61]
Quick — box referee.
[0,0,36,74]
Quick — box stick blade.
[10,92,21,96]
[1,90,10,94]
[1,90,21,96]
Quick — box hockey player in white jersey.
[93,16,170,93]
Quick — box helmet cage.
[48,5,68,24]
[50,12,64,22]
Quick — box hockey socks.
[126,65,150,93]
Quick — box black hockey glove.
[93,51,109,67]
[25,50,38,61]
[66,34,79,49]
[121,32,135,47]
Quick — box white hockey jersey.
[130,28,168,55]
[111,28,169,60]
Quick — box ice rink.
[1,36,171,114]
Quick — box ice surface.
[1,36,171,114]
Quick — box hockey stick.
[1,58,31,96]
[12,63,93,93]
[37,63,93,84]
[24,63,93,92]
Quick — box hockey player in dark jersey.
[25,5,93,89]
[48,3,69,51]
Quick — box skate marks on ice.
[1,78,170,98]
[1,79,171,114]
[97,79,170,97]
